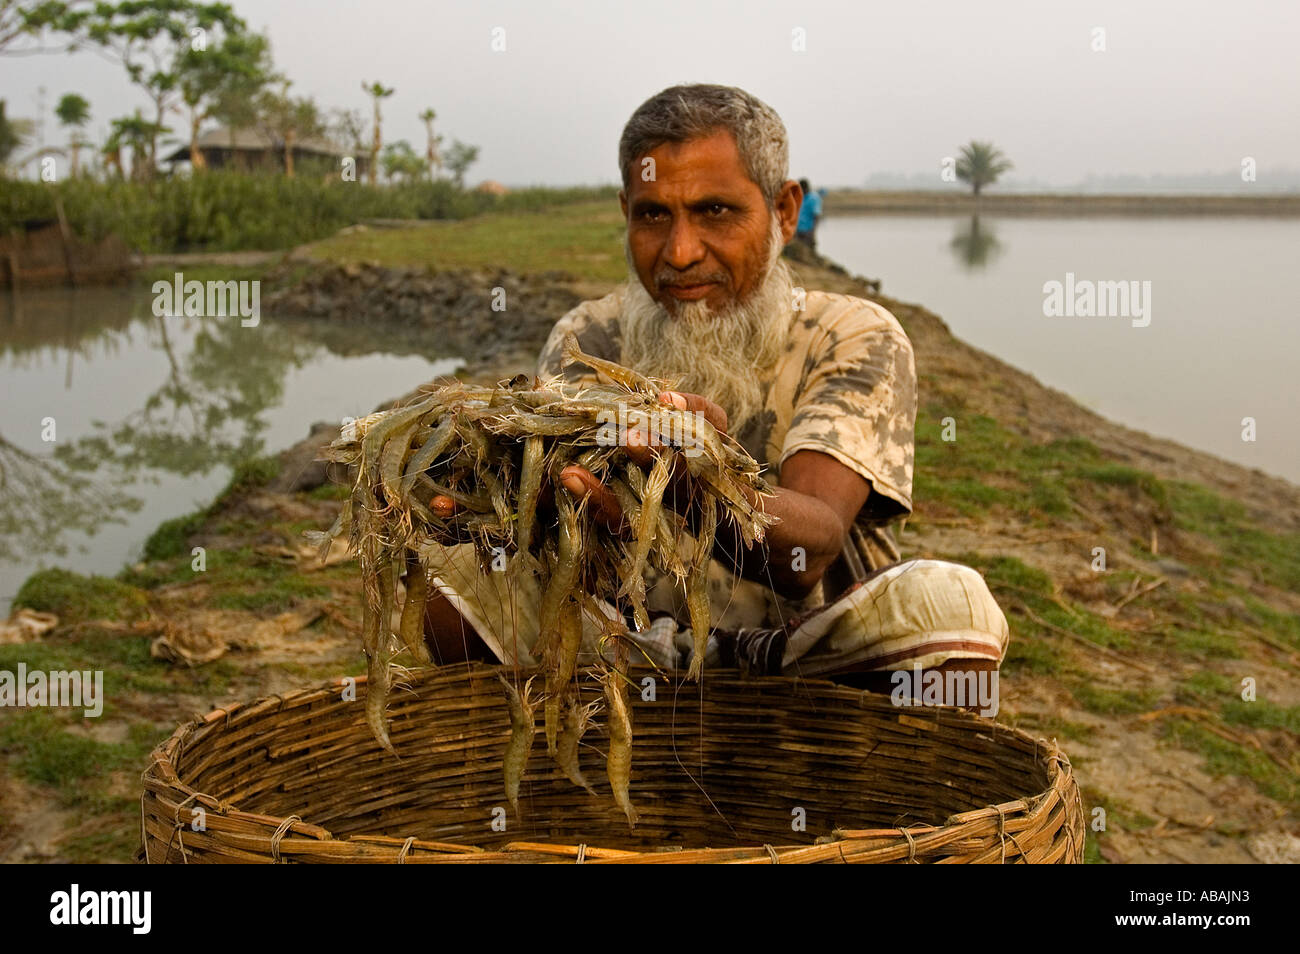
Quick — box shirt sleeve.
[535,293,623,384]
[779,301,916,521]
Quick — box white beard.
[618,216,793,436]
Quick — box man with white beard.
[421,84,1008,701]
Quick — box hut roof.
[162,126,353,163]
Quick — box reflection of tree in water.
[54,316,312,480]
[949,215,1003,269]
[0,435,141,564]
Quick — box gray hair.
[618,84,789,207]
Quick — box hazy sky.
[3,0,1298,187]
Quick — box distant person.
[795,177,823,250]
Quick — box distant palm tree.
[419,107,441,179]
[955,140,1013,197]
[361,81,394,186]
[0,98,36,171]
[55,92,90,176]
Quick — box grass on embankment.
[304,198,629,282]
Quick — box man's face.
[619,130,800,315]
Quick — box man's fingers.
[430,495,458,518]
[659,389,728,434]
[624,428,655,467]
[559,464,627,534]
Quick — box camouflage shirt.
[536,285,917,629]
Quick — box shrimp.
[498,673,537,814]
[360,399,435,486]
[399,416,457,497]
[602,665,639,829]
[398,553,432,665]
[544,596,583,755]
[686,492,718,681]
[378,418,421,508]
[619,451,672,598]
[535,491,581,660]
[513,435,545,559]
[561,332,659,395]
[302,496,352,562]
[364,557,397,755]
[555,698,599,794]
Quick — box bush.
[13,568,149,623]
[0,173,617,253]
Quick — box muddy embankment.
[261,262,589,493]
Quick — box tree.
[0,0,82,54]
[360,80,393,186]
[57,1,247,177]
[444,139,479,188]
[178,27,271,170]
[257,82,322,177]
[105,111,168,181]
[0,98,36,170]
[418,107,441,179]
[954,140,1013,197]
[381,139,425,184]
[330,107,365,155]
[54,91,89,176]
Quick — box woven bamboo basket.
[139,661,1085,863]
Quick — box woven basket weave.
[139,662,1085,863]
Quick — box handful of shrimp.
[310,335,774,826]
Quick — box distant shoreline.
[825,190,1300,217]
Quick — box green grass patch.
[141,510,210,562]
[1078,465,1169,508]
[308,199,628,282]
[0,711,159,802]
[135,454,281,568]
[1168,482,1300,592]
[1167,626,1243,660]
[198,546,329,612]
[1163,717,1298,810]
[1221,699,1300,734]
[306,482,351,501]
[1070,682,1161,715]
[1005,710,1092,741]
[13,569,148,624]
[960,553,1130,655]
[1176,670,1235,706]
[1241,596,1300,650]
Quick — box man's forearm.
[712,485,846,600]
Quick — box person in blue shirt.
[795,177,823,249]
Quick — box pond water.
[817,213,1300,485]
[0,287,459,614]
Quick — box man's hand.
[430,390,720,527]
[557,389,727,532]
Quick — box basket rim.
[139,662,1085,864]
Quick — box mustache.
[654,267,729,291]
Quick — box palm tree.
[418,107,441,179]
[955,141,1013,197]
[55,92,90,176]
[0,98,36,172]
[361,81,394,186]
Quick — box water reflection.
[949,215,1003,269]
[1,286,457,607]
